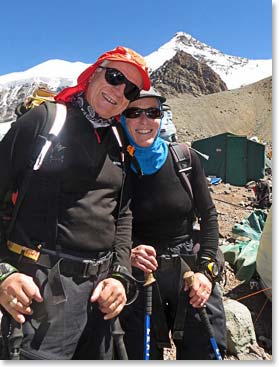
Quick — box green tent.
[192,132,265,186]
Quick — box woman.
[119,87,227,360]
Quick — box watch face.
[212,263,219,277]
[208,262,219,277]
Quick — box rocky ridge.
[151,50,228,97]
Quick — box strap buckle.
[81,259,100,278]
[81,255,112,278]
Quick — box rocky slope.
[151,50,228,97]
[167,76,272,144]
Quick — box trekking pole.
[183,271,222,360]
[8,320,23,360]
[143,272,156,360]
[111,317,128,360]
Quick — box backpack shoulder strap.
[33,102,67,170]
[6,102,67,237]
[169,142,193,201]
[112,123,143,176]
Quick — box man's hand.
[0,273,43,323]
[90,278,127,320]
[184,272,212,308]
[130,244,158,273]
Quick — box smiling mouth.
[102,92,117,105]
[136,129,152,135]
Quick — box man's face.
[85,61,144,119]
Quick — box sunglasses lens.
[146,108,162,119]
[105,68,125,85]
[123,107,162,119]
[103,67,140,102]
[124,84,140,101]
[123,108,141,118]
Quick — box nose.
[138,112,149,125]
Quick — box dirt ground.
[212,180,272,360]
[164,177,272,360]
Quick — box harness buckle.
[81,259,95,278]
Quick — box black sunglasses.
[123,107,163,119]
[98,66,140,101]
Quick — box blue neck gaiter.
[120,115,168,175]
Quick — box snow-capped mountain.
[0,31,272,90]
[145,32,272,90]
[0,31,272,130]
[0,59,87,90]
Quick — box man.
[0,46,150,359]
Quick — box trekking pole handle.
[183,271,222,360]
[143,272,156,360]
[144,273,156,315]
[143,273,156,315]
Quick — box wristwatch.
[0,263,18,282]
[199,259,219,283]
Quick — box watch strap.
[0,263,18,282]
[199,258,220,283]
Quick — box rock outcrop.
[151,50,228,97]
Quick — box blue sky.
[0,0,272,76]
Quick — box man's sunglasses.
[98,66,140,101]
[122,107,164,119]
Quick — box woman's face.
[124,97,162,147]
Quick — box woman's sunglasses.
[123,107,164,119]
[98,66,140,101]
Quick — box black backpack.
[169,142,193,200]
[0,102,67,244]
[0,100,128,244]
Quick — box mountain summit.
[0,31,272,130]
[0,31,272,90]
[145,32,272,90]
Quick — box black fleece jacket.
[0,103,132,271]
[130,148,219,261]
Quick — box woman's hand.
[91,278,127,320]
[130,245,158,273]
[0,273,43,323]
[184,272,212,308]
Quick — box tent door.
[226,136,247,185]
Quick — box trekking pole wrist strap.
[109,265,139,305]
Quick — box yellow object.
[183,271,194,287]
[25,87,56,110]
[7,240,41,261]
[144,272,156,286]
